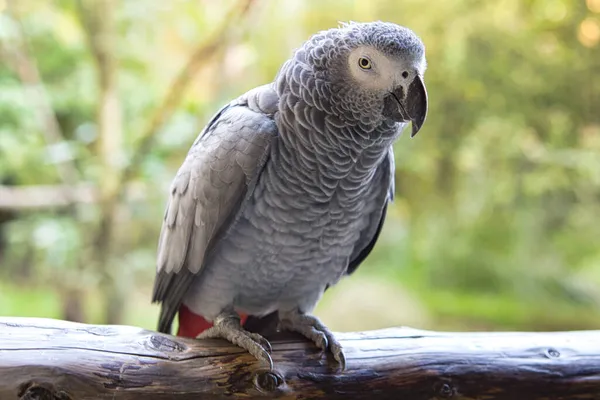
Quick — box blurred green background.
[0,0,599,333]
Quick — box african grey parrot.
[152,21,427,370]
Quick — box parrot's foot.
[196,311,273,370]
[279,312,346,371]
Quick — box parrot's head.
[297,21,428,136]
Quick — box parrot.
[152,21,428,371]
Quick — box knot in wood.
[546,348,561,358]
[149,334,186,352]
[253,370,284,393]
[18,383,71,400]
[436,381,455,398]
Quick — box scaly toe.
[323,333,345,370]
[248,332,273,353]
[331,342,346,371]
[280,319,328,351]
[311,329,328,351]
[279,313,345,370]
[195,326,220,340]
[251,346,274,370]
[230,333,274,370]
[195,322,274,370]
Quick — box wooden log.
[0,317,599,399]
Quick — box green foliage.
[0,0,599,331]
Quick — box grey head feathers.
[275,21,427,132]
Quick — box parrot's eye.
[358,57,372,69]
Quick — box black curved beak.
[384,75,428,137]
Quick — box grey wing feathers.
[152,104,278,333]
[346,148,395,275]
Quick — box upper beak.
[386,75,428,137]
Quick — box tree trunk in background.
[95,0,125,325]
[104,282,126,325]
[61,289,85,323]
[78,0,125,325]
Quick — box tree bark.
[1,317,599,400]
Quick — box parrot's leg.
[196,310,273,369]
[279,311,346,371]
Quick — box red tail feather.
[177,304,248,338]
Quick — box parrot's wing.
[346,147,395,275]
[152,102,278,333]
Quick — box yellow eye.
[358,57,372,69]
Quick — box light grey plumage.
[152,21,428,370]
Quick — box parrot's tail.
[176,304,248,338]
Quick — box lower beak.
[386,75,428,137]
